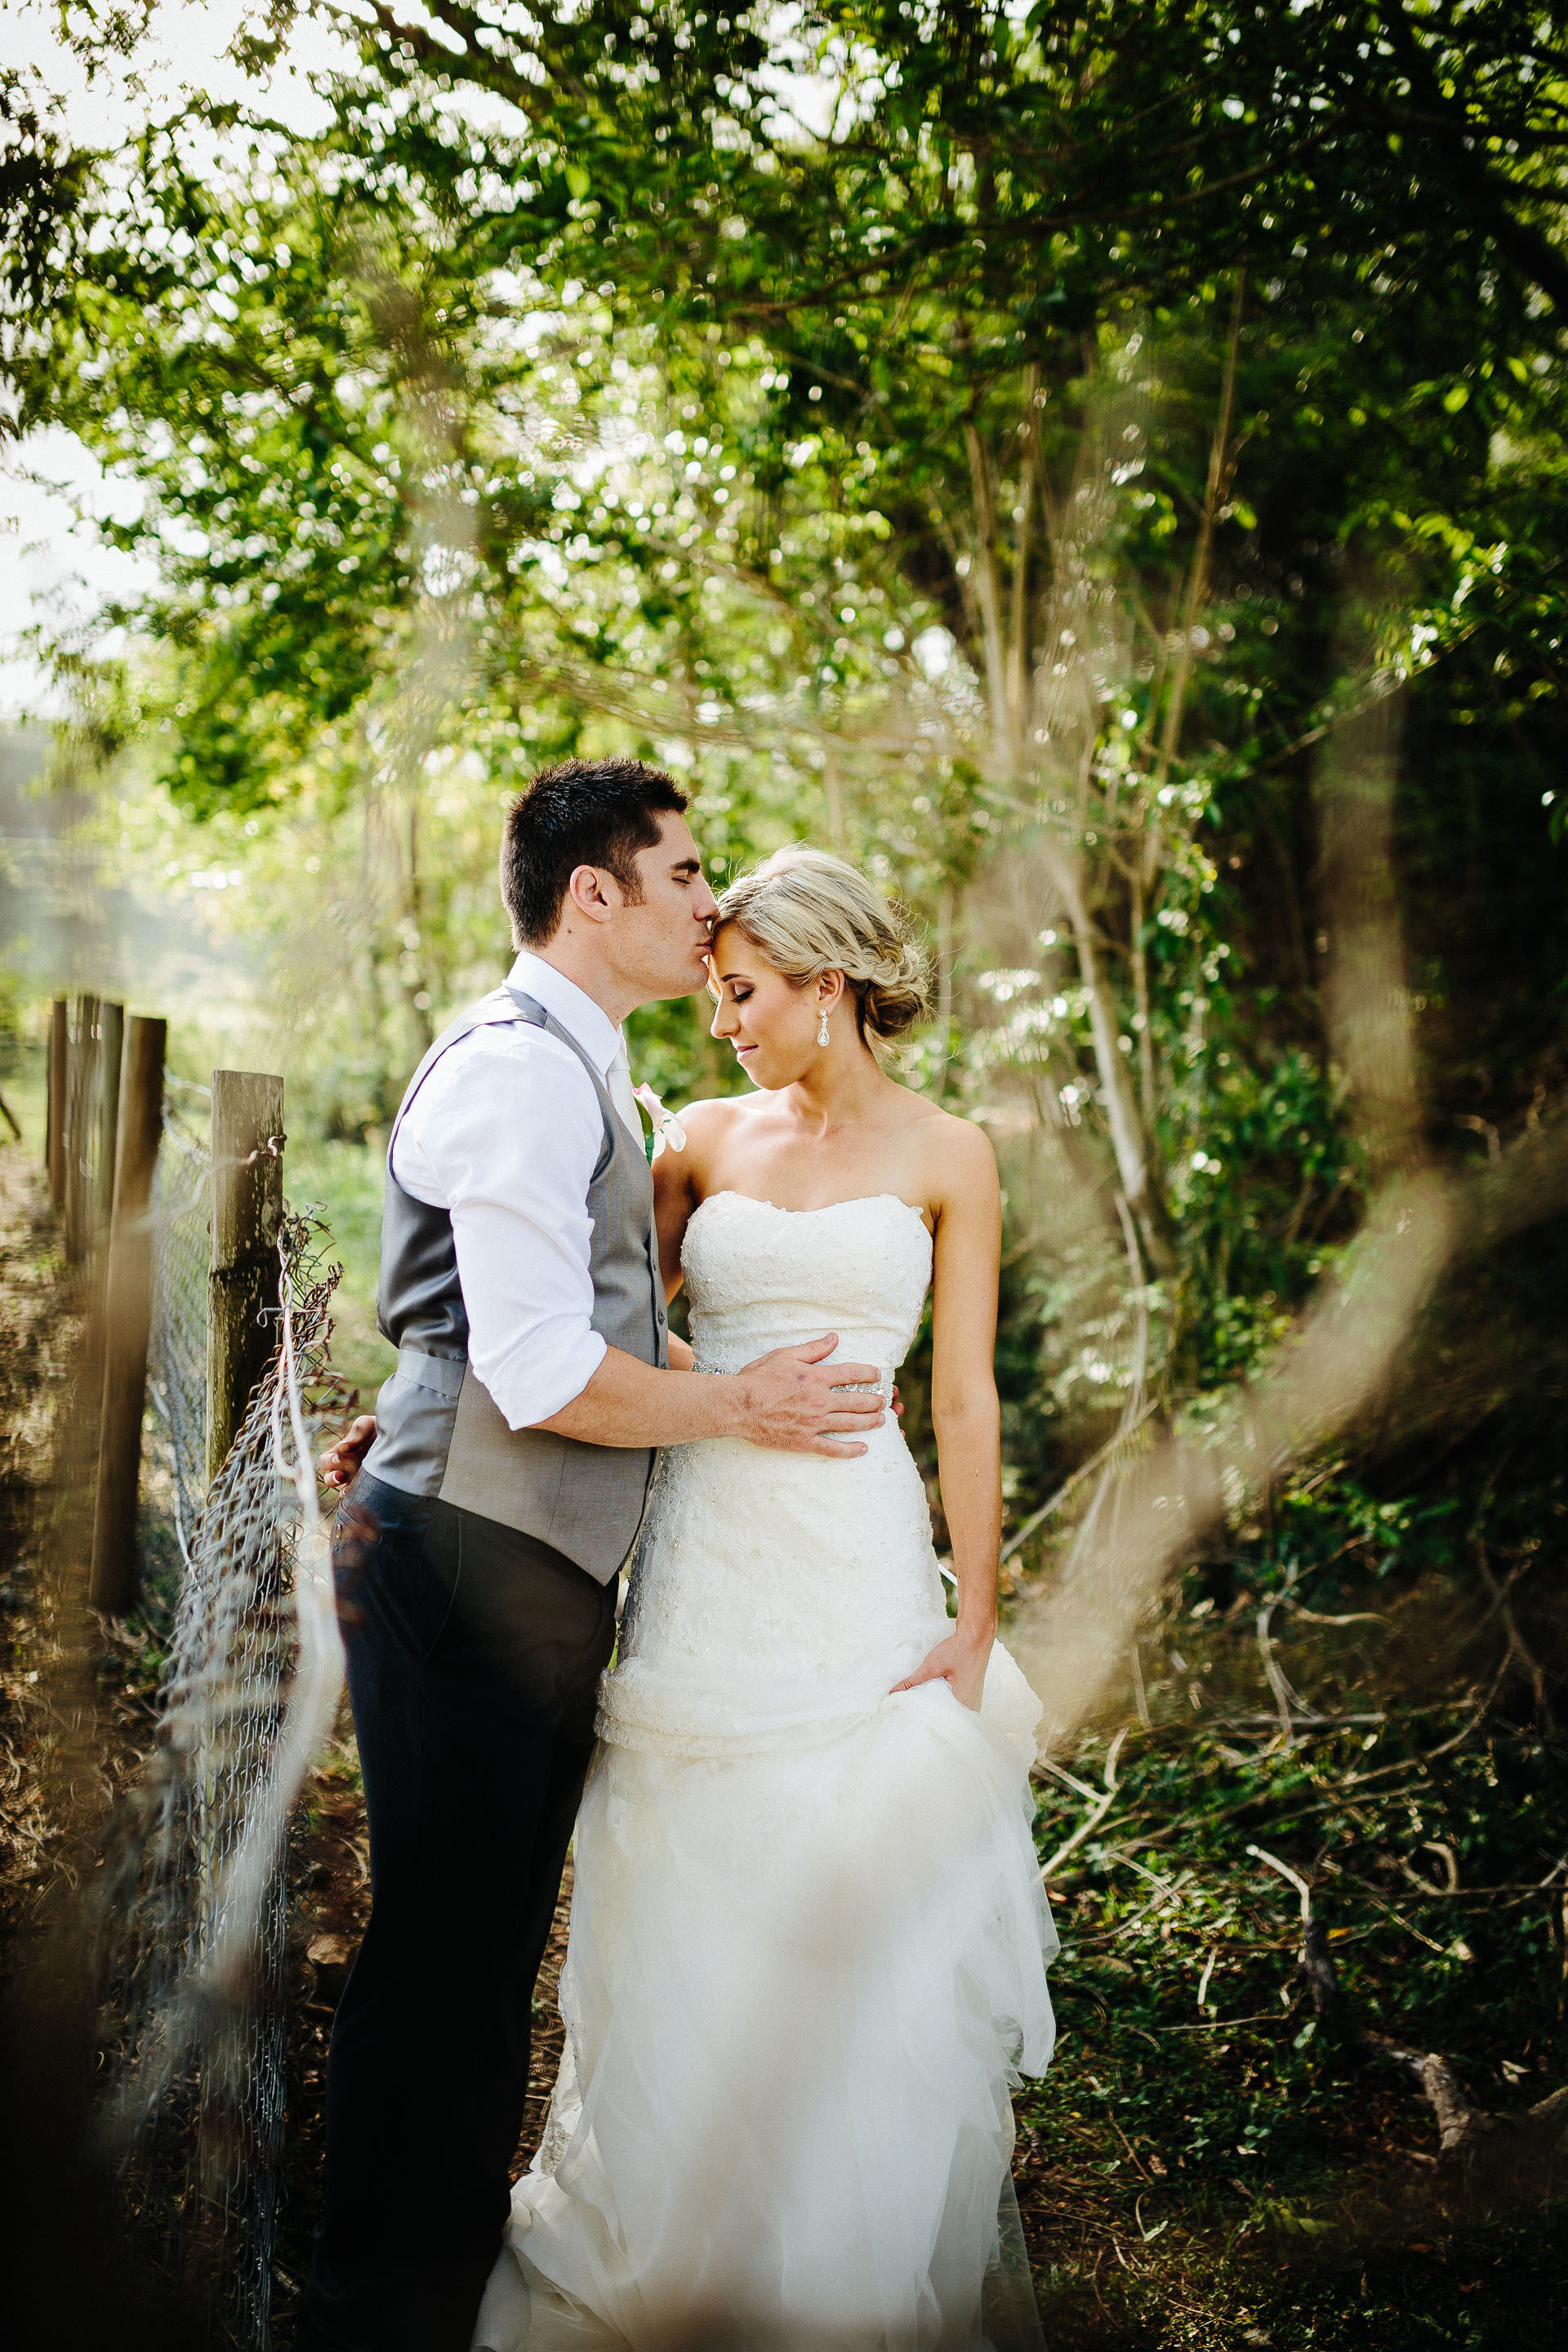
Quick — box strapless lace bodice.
[601,1189,1041,1765]
[682,1189,933,1383]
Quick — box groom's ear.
[562,862,621,927]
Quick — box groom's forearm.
[533,1346,744,1447]
[534,1337,886,1454]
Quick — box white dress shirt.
[391,951,642,1432]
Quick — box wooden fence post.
[64,992,100,1265]
[81,1000,126,1427]
[46,996,67,1207]
[90,1017,167,1615]
[207,1069,285,1487]
[96,1001,124,1246]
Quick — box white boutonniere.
[632,1082,688,1161]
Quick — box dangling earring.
[817,1007,831,1048]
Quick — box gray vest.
[361,982,668,1583]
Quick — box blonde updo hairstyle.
[713,847,932,1049]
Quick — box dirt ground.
[0,1141,126,1949]
[0,1147,71,1937]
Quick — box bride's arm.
[653,1098,730,1370]
[890,1120,1004,1711]
[652,1094,740,1302]
[653,1138,697,1301]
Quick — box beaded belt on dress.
[696,1360,895,1402]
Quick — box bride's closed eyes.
[706,963,757,1006]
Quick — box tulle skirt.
[473,1645,1057,2351]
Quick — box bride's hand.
[320,1414,377,1492]
[890,1625,993,1712]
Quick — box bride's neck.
[784,1044,890,1131]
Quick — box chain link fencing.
[144,1094,213,1577]
[96,1103,346,2352]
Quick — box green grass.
[0,1048,47,1166]
[283,1134,394,1411]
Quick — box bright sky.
[0,1,835,719]
[0,0,349,717]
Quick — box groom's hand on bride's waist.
[313,1338,890,1472]
[731,1333,887,1458]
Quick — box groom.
[299,755,886,2352]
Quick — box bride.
[470,848,1057,2351]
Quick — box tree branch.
[1261,1860,1568,2186]
[1374,0,1568,323]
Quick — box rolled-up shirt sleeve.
[390,1025,609,1429]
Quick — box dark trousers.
[298,1474,618,2352]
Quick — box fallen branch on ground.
[1250,1845,1568,2192]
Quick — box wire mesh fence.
[93,1089,346,2351]
[145,1098,213,1575]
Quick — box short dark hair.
[501,755,689,947]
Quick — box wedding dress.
[474,1192,1058,2352]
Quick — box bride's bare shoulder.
[676,1091,768,1138]
[672,1090,773,1169]
[890,1089,1000,1195]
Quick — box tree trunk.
[962,420,1015,769]
[935,884,955,1094]
[1055,859,1174,1275]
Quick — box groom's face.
[610,812,719,1002]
